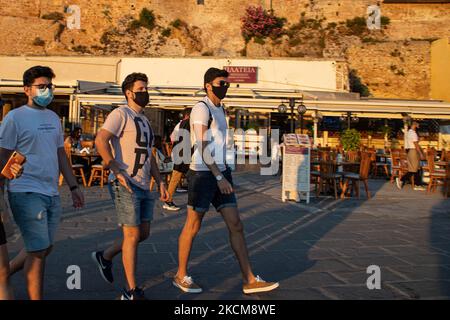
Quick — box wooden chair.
[341,151,371,199]
[442,150,450,162]
[316,160,342,200]
[310,149,321,191]
[88,164,109,188]
[444,163,450,198]
[426,150,447,193]
[345,150,360,162]
[59,143,87,187]
[390,149,402,184]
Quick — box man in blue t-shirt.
[0,66,85,300]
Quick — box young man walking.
[397,121,426,191]
[173,68,279,294]
[163,107,191,211]
[92,72,169,300]
[0,66,85,300]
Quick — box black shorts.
[187,167,237,213]
[0,220,6,246]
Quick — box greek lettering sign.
[223,66,258,83]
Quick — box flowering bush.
[241,6,285,43]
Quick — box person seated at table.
[66,127,89,169]
[65,127,83,150]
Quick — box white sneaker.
[163,201,181,211]
[395,177,402,190]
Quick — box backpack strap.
[118,107,128,138]
[197,100,225,129]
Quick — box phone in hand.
[1,151,26,180]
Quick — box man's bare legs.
[0,244,13,300]
[8,246,53,300]
[98,222,150,290]
[175,208,205,280]
[9,248,27,275]
[219,206,256,284]
[176,206,256,283]
[102,222,150,262]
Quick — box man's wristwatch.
[215,174,223,182]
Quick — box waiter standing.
[396,121,426,190]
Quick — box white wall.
[118,57,339,92]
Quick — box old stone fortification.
[0,0,449,99]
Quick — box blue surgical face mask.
[32,87,54,108]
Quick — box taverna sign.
[223,66,258,83]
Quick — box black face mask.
[133,91,150,108]
[212,85,228,100]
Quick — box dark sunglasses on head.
[31,83,55,90]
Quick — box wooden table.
[72,152,101,167]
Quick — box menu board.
[282,134,311,203]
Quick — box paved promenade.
[5,172,450,300]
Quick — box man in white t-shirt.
[0,66,84,300]
[92,73,169,300]
[397,121,426,190]
[172,68,279,295]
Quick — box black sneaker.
[91,251,114,284]
[121,287,147,300]
[163,201,181,211]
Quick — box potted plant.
[340,128,361,152]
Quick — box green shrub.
[170,19,186,29]
[42,12,64,21]
[346,17,367,35]
[254,37,266,45]
[128,19,141,31]
[349,69,370,97]
[161,28,171,37]
[139,8,156,30]
[340,129,361,151]
[381,16,390,26]
[32,37,45,46]
[72,45,91,54]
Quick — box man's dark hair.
[23,66,55,87]
[203,68,229,91]
[121,73,148,99]
[182,107,192,118]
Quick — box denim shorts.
[110,180,155,227]
[8,192,61,252]
[187,167,237,213]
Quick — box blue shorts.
[8,192,61,252]
[187,167,238,213]
[110,180,155,227]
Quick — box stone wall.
[0,0,449,99]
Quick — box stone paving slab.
[4,172,450,300]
